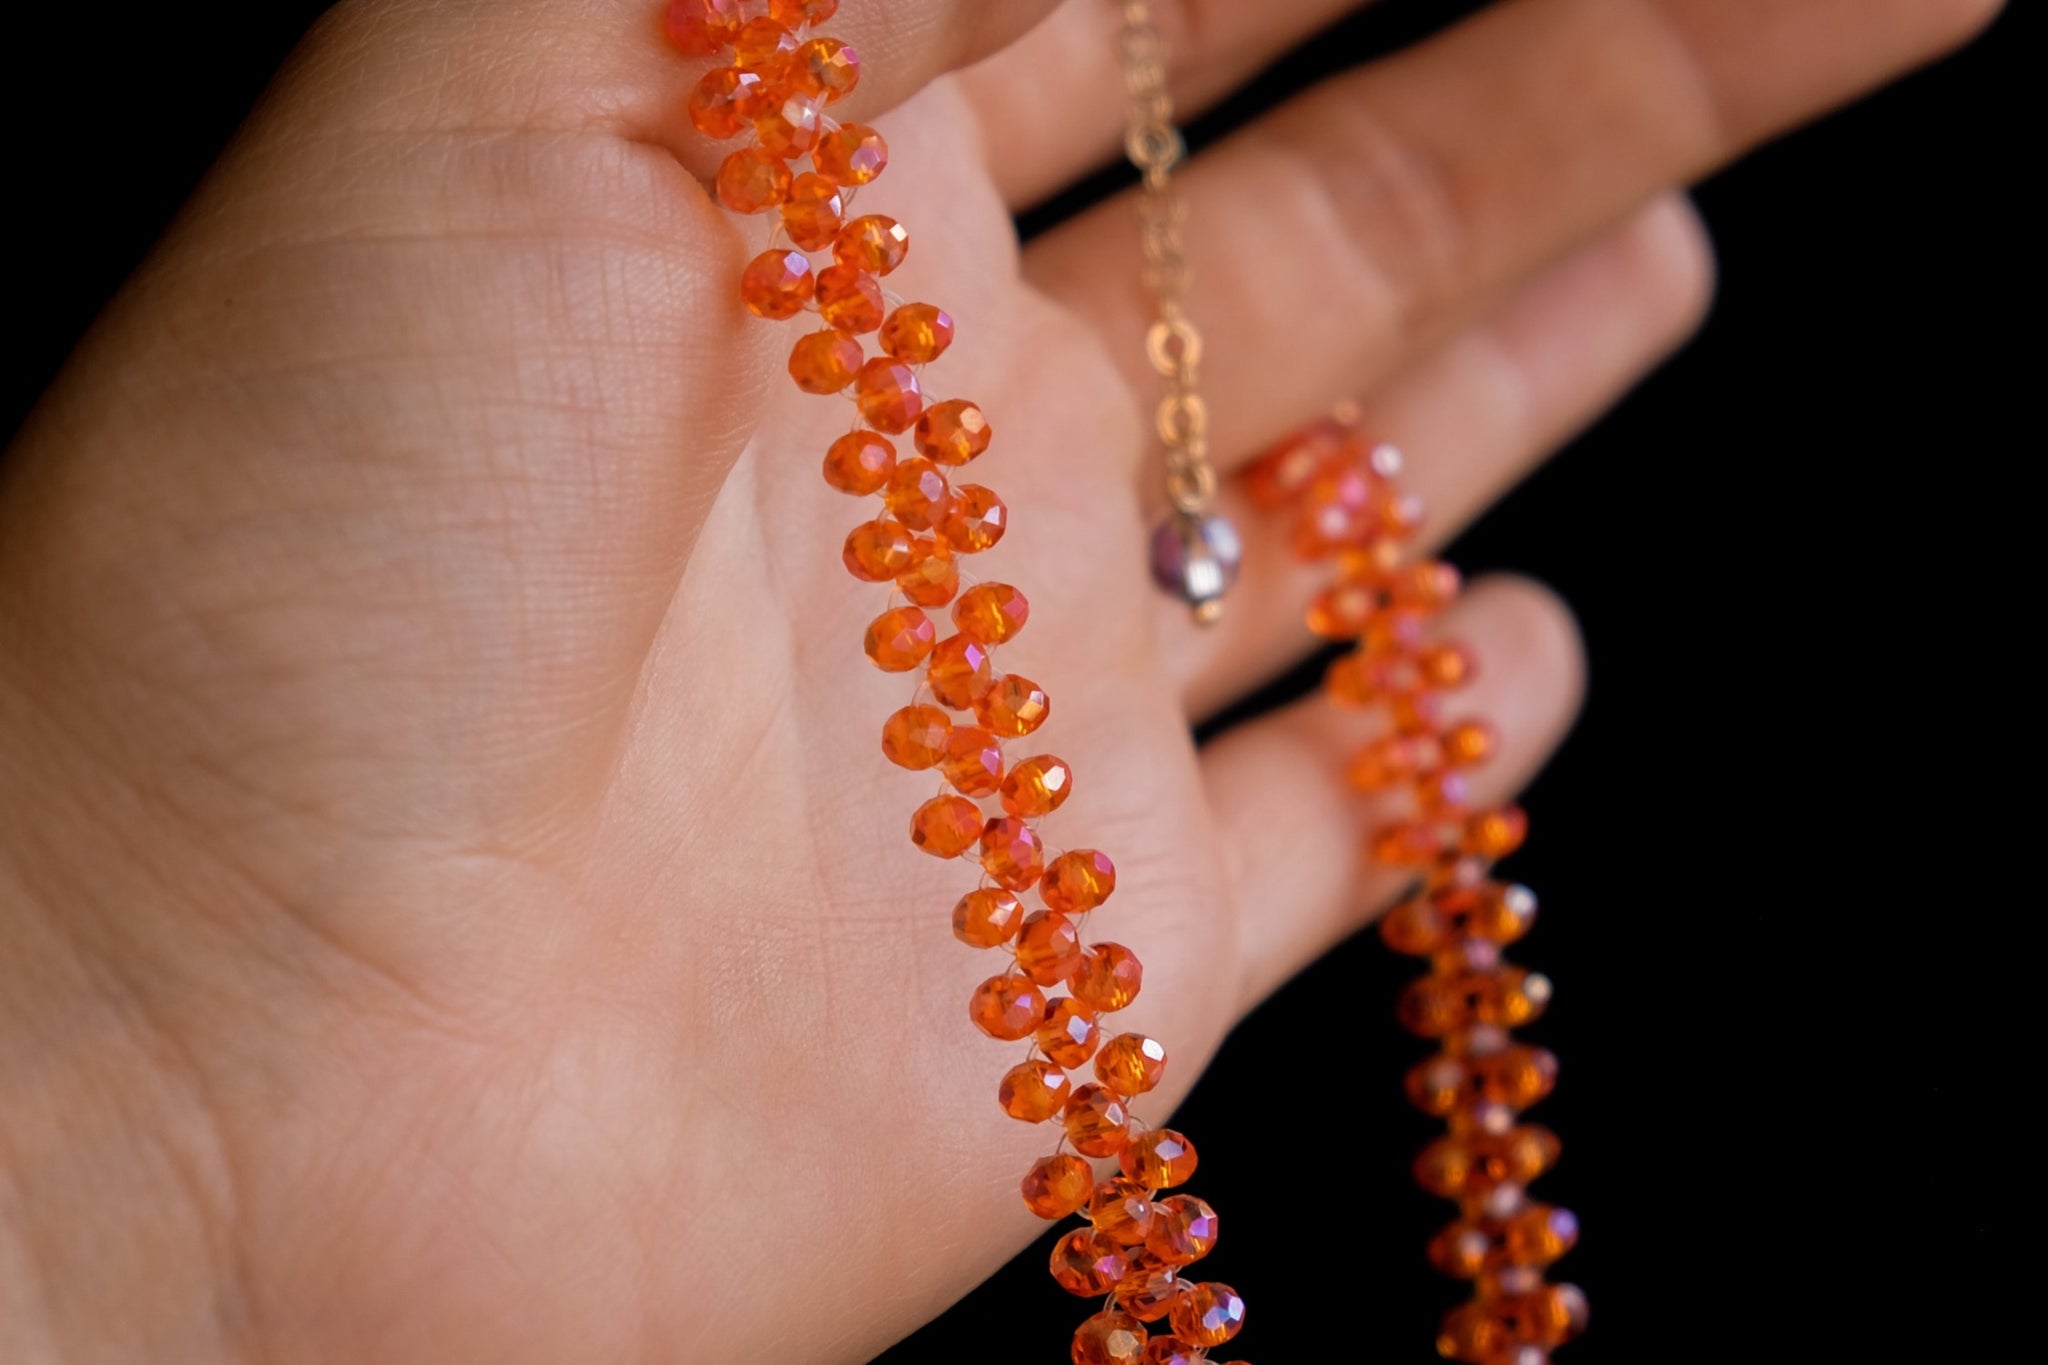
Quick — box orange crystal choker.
[664,2,1586,1359]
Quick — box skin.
[0,0,1999,1360]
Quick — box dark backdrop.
[2,3,2028,1362]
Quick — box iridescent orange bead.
[715,147,791,213]
[1042,849,1116,913]
[1243,414,1355,508]
[855,358,925,433]
[1116,1265,1182,1323]
[980,816,1045,890]
[1441,719,1499,767]
[841,518,913,581]
[1063,1083,1132,1157]
[732,16,797,67]
[937,484,1007,552]
[1016,911,1082,986]
[914,399,993,465]
[1466,806,1528,859]
[788,329,862,393]
[952,887,1024,948]
[687,66,765,139]
[939,724,1003,797]
[1168,1283,1245,1349]
[790,36,861,101]
[1089,1177,1155,1246]
[1502,1203,1580,1266]
[1072,1311,1149,1365]
[1397,966,1552,1037]
[1413,1125,1561,1199]
[1094,1033,1167,1097]
[814,123,889,185]
[1050,1229,1130,1297]
[1141,1335,1203,1365]
[1037,996,1100,1067]
[1145,1195,1218,1266]
[754,90,825,159]
[1420,640,1477,689]
[999,754,1072,818]
[880,704,949,771]
[862,606,934,672]
[896,536,959,608]
[1021,1152,1094,1219]
[1072,943,1142,1012]
[909,795,983,858]
[663,0,743,55]
[821,430,894,495]
[974,675,1050,737]
[739,248,814,319]
[998,1058,1071,1123]
[969,973,1046,1041]
[780,171,845,250]
[1372,819,1448,868]
[815,264,884,333]
[951,582,1029,644]
[767,0,838,26]
[832,215,909,275]
[883,456,952,530]
[1119,1128,1198,1189]
[1306,579,1380,639]
[926,634,996,709]
[1437,1285,1587,1361]
[879,303,955,363]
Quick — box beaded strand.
[1243,407,1589,1364]
[666,4,1244,1362]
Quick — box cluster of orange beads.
[664,5,1246,1362]
[1245,407,1587,1364]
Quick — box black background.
[2,3,2029,1361]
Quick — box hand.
[0,1,1995,1360]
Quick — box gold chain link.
[1118,0,1215,519]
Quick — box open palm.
[0,0,1994,1361]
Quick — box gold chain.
[1118,0,1214,519]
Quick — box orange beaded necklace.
[664,1,1585,1360]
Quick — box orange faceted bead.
[1420,640,1478,689]
[999,1058,1071,1123]
[897,537,959,607]
[1438,1285,1587,1362]
[910,795,983,858]
[1072,1311,1149,1365]
[1072,943,1143,1013]
[841,519,913,581]
[1169,1283,1245,1349]
[1146,1195,1218,1266]
[780,171,845,250]
[1398,966,1553,1038]
[880,303,955,363]
[1042,850,1116,913]
[1117,1265,1183,1323]
[688,66,766,139]
[833,215,910,274]
[1503,1203,1581,1267]
[914,399,993,465]
[881,704,950,770]
[791,37,861,102]
[788,329,863,393]
[1141,1335,1204,1365]
[1016,911,1082,986]
[1443,719,1499,767]
[1414,1125,1561,1199]
[1372,819,1449,868]
[1094,1033,1168,1097]
[952,582,1029,644]
[863,606,934,672]
[1052,1229,1131,1298]
[980,816,1045,890]
[733,16,797,67]
[1405,1045,1559,1117]
[814,123,890,185]
[883,456,952,530]
[767,0,838,26]
[1119,1128,1198,1189]
[1090,1177,1155,1247]
[939,725,1003,797]
[1063,1082,1132,1157]
[739,248,814,320]
[663,0,744,55]
[1000,754,1073,819]
[716,147,791,213]
[855,358,925,433]
[975,675,1051,737]
[815,263,884,333]
[926,634,996,709]
[1021,1152,1094,1219]
[822,430,894,495]
[1037,996,1100,1067]
[1466,806,1529,859]
[969,973,1047,1041]
[754,90,825,159]
[952,887,1025,948]
[937,484,1007,553]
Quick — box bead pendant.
[1148,512,1243,624]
